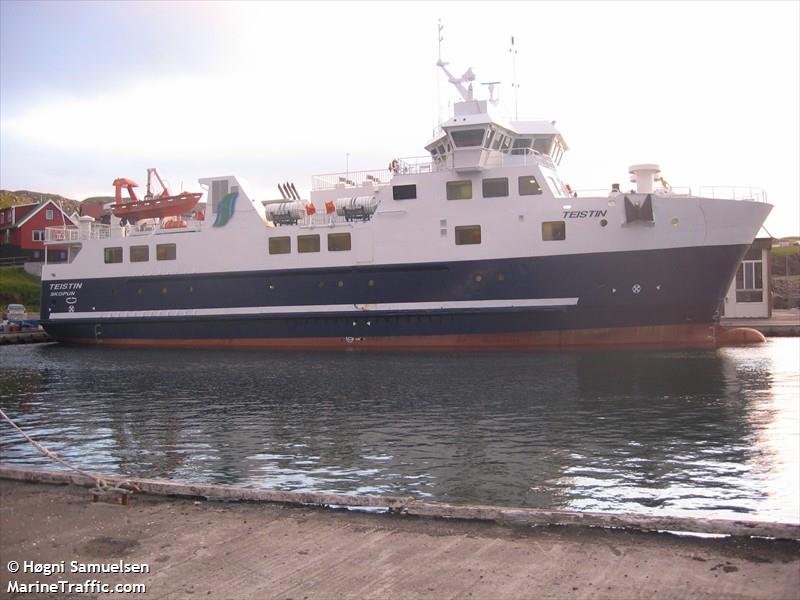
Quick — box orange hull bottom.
[60,324,766,350]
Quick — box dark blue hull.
[40,244,748,348]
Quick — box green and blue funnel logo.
[212,191,238,227]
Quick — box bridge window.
[542,221,566,241]
[451,128,486,147]
[482,177,508,198]
[393,184,417,200]
[156,243,177,261]
[269,236,291,255]
[519,176,543,196]
[130,245,149,262]
[104,247,123,263]
[533,137,554,155]
[447,180,472,200]
[512,138,532,155]
[455,225,481,245]
[484,127,495,149]
[298,234,320,253]
[328,232,351,251]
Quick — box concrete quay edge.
[2,465,798,541]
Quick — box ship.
[40,55,771,349]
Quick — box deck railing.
[567,186,766,202]
[45,219,204,243]
[311,151,559,191]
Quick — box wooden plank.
[2,465,798,540]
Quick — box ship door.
[356,229,374,264]
[93,323,102,341]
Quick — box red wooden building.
[0,200,76,262]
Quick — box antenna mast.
[510,36,518,120]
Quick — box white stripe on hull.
[49,297,580,321]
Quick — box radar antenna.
[481,81,501,106]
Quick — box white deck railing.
[45,219,204,244]
[568,186,766,202]
[311,150,559,191]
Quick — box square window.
[104,246,123,263]
[482,177,509,198]
[392,184,417,200]
[736,290,763,303]
[328,232,351,251]
[519,176,543,196]
[46,209,54,220]
[447,180,472,200]
[156,243,176,261]
[298,234,320,253]
[130,245,149,262]
[542,221,566,241]
[269,236,291,254]
[455,225,481,245]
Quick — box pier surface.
[1,479,798,599]
[722,308,800,336]
[0,330,50,344]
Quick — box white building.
[722,237,772,318]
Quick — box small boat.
[111,168,201,223]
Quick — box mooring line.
[0,407,139,499]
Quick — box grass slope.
[0,268,41,311]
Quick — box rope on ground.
[0,408,139,499]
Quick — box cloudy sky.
[1,0,797,236]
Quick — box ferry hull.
[41,244,755,350]
[44,324,760,350]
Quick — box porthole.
[137,288,143,295]
[162,287,168,294]
[474,274,483,283]
[600,219,608,227]
[189,286,194,293]
[497,273,505,281]
[268,283,276,290]
[608,199,616,207]
[368,279,375,287]
[318,281,325,288]
[337,280,344,288]
[671,217,679,226]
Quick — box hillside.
[0,190,81,214]
[0,267,41,311]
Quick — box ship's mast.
[510,36,519,120]
[436,62,475,102]
[437,19,443,126]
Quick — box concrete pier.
[0,330,50,344]
[722,308,800,337]
[1,473,798,599]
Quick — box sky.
[1,0,798,236]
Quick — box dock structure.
[0,330,51,344]
[722,308,800,337]
[1,468,798,599]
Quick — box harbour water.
[1,339,798,523]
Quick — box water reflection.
[1,339,798,522]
